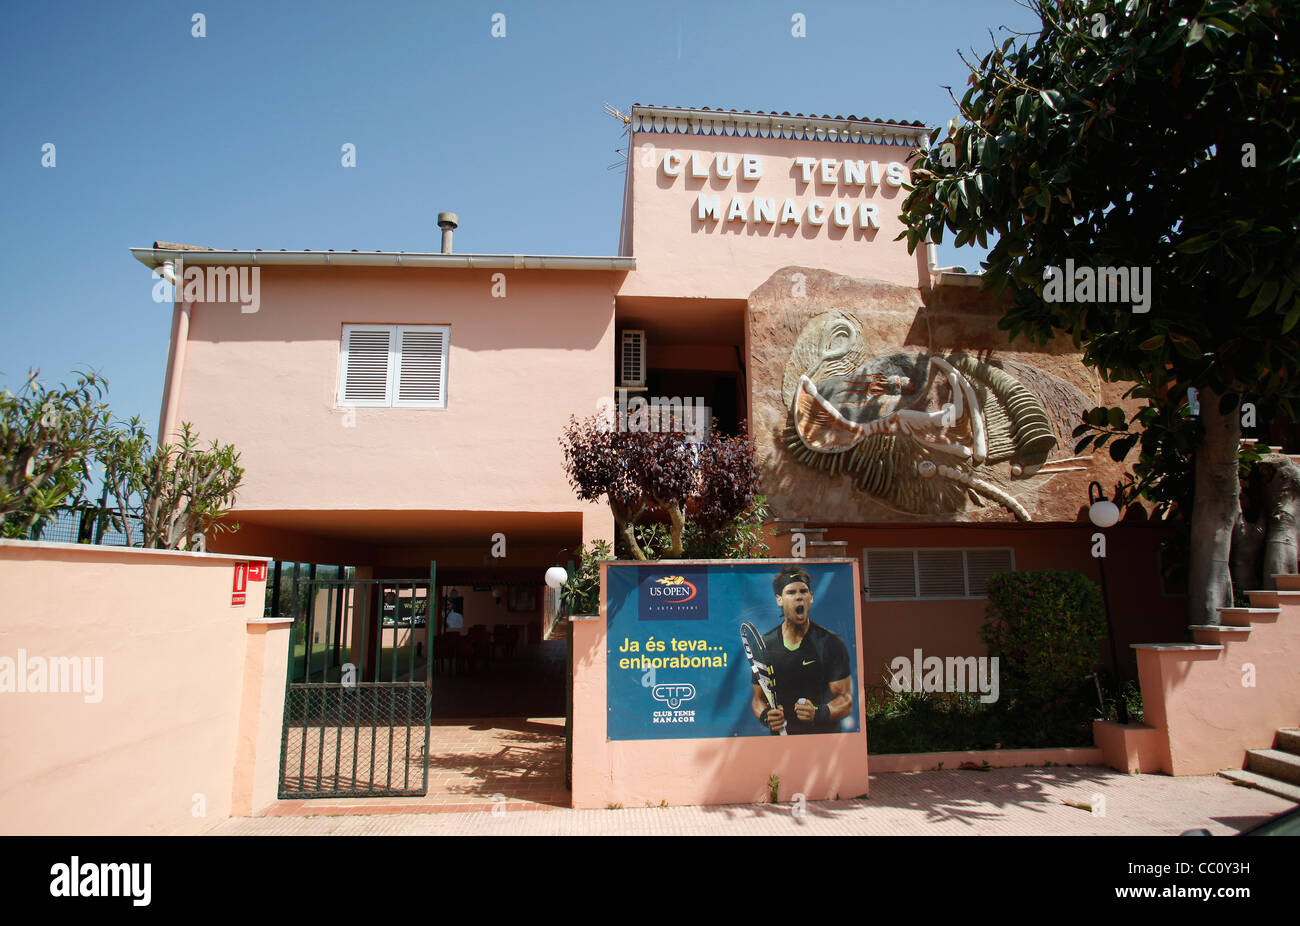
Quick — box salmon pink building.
[127,104,1190,803]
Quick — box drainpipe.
[156,260,190,445]
[926,241,965,288]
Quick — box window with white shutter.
[339,327,393,406]
[394,327,448,407]
[863,547,1015,600]
[338,324,449,408]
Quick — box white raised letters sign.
[661,151,908,234]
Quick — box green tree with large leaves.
[897,0,1298,624]
[0,370,111,538]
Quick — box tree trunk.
[1188,388,1241,624]
[1258,456,1300,589]
[1231,509,1264,594]
[612,508,646,561]
[666,503,686,558]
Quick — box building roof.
[630,104,931,148]
[130,245,634,272]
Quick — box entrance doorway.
[277,568,435,799]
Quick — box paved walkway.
[271,717,568,813]
[211,765,1296,836]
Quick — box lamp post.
[544,559,574,790]
[1088,481,1128,724]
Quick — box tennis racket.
[741,621,786,736]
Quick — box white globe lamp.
[1087,482,1120,528]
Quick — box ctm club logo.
[652,683,697,709]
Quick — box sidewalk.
[209,765,1296,836]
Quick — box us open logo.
[639,569,709,620]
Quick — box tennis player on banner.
[748,566,854,735]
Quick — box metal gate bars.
[277,568,435,799]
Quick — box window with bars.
[862,547,1015,600]
[338,325,449,408]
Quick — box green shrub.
[864,686,1099,753]
[981,569,1106,708]
[560,540,611,616]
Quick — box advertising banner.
[606,561,860,740]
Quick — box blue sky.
[0,0,1039,434]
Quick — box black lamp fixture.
[1088,481,1128,724]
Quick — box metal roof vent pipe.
[438,212,458,254]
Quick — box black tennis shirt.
[760,620,851,734]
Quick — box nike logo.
[803,659,816,665]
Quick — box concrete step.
[1276,729,1300,756]
[773,526,825,538]
[1190,624,1251,645]
[1218,768,1300,803]
[767,519,806,535]
[1244,589,1300,607]
[1273,574,1300,591]
[1215,607,1277,627]
[1246,748,1300,786]
[1130,642,1223,653]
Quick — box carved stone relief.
[781,310,1091,521]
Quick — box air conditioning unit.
[620,329,647,387]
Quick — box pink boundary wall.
[1094,584,1300,776]
[570,558,870,808]
[871,747,1102,773]
[0,540,284,835]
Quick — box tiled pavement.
[268,717,569,815]
[217,715,1297,835]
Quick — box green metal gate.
[277,566,435,799]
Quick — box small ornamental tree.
[559,416,761,560]
[0,370,111,538]
[99,418,244,550]
[980,570,1106,706]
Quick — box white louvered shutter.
[965,548,1014,597]
[918,549,966,598]
[394,326,448,407]
[340,326,393,406]
[864,550,917,599]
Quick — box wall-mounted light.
[1088,481,1120,528]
